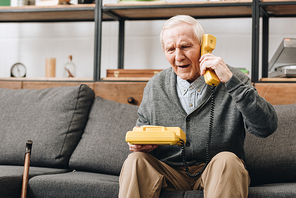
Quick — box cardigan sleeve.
[225,70,278,138]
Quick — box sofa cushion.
[28,171,119,198]
[161,191,185,198]
[244,104,296,186]
[0,165,69,198]
[248,183,296,198]
[184,190,203,198]
[28,171,185,198]
[69,96,138,175]
[0,85,94,168]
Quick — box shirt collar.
[177,75,206,96]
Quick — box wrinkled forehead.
[162,25,199,47]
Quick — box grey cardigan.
[136,66,278,167]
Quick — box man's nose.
[175,48,185,62]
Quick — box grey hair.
[160,15,205,46]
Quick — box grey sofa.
[0,84,295,198]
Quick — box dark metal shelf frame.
[259,0,296,80]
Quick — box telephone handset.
[201,34,220,86]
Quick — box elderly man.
[119,15,277,198]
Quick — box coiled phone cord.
[180,85,215,178]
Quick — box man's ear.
[162,45,165,53]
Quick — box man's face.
[162,23,201,83]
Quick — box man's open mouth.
[178,65,189,68]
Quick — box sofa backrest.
[0,85,94,168]
[69,95,138,176]
[244,104,296,186]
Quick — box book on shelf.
[36,0,71,6]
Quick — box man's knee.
[202,152,250,198]
[204,151,249,184]
[126,152,151,161]
[121,152,153,179]
[213,151,240,163]
[124,152,156,167]
[210,152,246,172]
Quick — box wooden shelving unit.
[1,1,296,106]
[1,0,295,82]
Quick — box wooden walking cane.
[21,140,33,198]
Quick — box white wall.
[1,0,296,79]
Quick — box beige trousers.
[119,151,250,198]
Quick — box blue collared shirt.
[176,75,206,115]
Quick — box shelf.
[260,0,296,17]
[103,1,253,20]
[0,77,93,81]
[260,77,296,82]
[254,82,296,105]
[0,4,114,22]
[101,77,150,81]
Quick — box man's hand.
[128,126,158,153]
[199,53,233,83]
[128,143,158,153]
